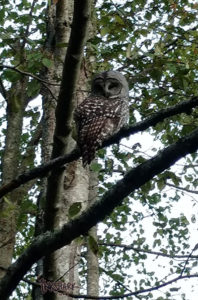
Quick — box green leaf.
[100,27,109,36]
[68,202,82,218]
[42,57,53,68]
[27,80,40,97]
[3,69,21,82]
[115,15,125,25]
[88,235,98,255]
[157,179,166,191]
[90,162,102,172]
[0,197,16,217]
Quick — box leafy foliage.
[92,0,198,299]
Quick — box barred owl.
[74,70,129,166]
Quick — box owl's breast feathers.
[74,96,126,123]
[74,96,128,166]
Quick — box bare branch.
[0,65,60,86]
[0,77,7,100]
[59,274,198,299]
[180,244,198,277]
[100,243,198,260]
[0,65,58,101]
[166,183,198,195]
[50,1,91,154]
[23,274,198,299]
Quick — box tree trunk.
[30,2,98,300]
[87,169,99,298]
[0,78,27,279]
[43,67,91,300]
[33,1,73,299]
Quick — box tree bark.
[87,168,99,298]
[0,78,28,279]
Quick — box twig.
[0,64,57,101]
[180,244,198,277]
[55,262,79,282]
[0,77,7,100]
[66,274,198,299]
[100,243,198,260]
[0,64,60,86]
[166,182,198,195]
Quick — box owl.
[74,70,129,166]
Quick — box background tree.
[0,0,198,300]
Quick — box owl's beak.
[104,83,111,98]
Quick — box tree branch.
[100,243,198,259]
[0,64,58,100]
[0,96,198,199]
[0,147,80,200]
[166,182,198,195]
[180,244,198,276]
[1,126,198,298]
[0,64,60,86]
[20,274,198,299]
[60,274,198,299]
[103,96,198,147]
[0,77,7,100]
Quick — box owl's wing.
[80,117,106,165]
[74,96,127,166]
[80,117,120,166]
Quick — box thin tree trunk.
[87,168,99,298]
[0,78,27,279]
[43,66,91,300]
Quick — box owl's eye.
[109,82,120,89]
[93,78,104,95]
[94,83,104,93]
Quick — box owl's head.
[91,70,129,99]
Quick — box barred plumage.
[74,71,129,166]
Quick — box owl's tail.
[79,118,106,167]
